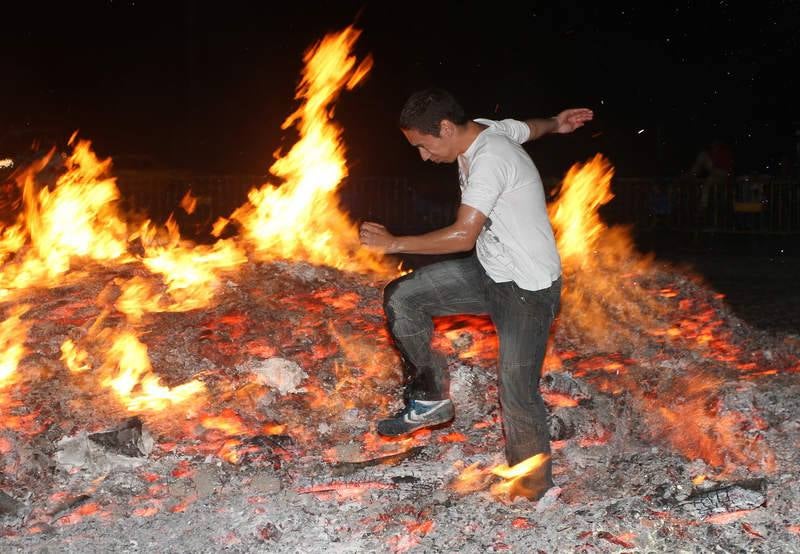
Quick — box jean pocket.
[509,281,533,306]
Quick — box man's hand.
[554,108,594,134]
[359,221,397,253]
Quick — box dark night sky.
[2,1,799,182]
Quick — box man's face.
[402,123,458,163]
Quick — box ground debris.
[1,256,799,553]
[676,478,767,518]
[55,419,154,474]
[330,445,425,476]
[246,357,308,394]
[541,371,592,404]
[88,417,153,458]
[0,491,21,516]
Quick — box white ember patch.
[247,357,308,394]
[54,431,154,474]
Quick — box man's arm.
[524,108,594,142]
[359,204,486,255]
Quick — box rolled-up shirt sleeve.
[460,152,508,217]
[474,118,530,144]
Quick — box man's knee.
[383,273,415,320]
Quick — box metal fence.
[115,171,800,238]
[609,176,800,234]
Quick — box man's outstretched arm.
[359,204,486,255]
[525,108,594,141]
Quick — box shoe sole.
[376,416,455,438]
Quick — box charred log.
[331,446,425,477]
[88,417,151,458]
[676,478,768,518]
[0,491,21,516]
[541,371,592,405]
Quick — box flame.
[644,374,775,473]
[0,305,30,387]
[490,453,549,497]
[201,409,252,436]
[114,217,247,320]
[60,339,90,373]
[450,461,492,494]
[180,189,197,214]
[548,155,665,351]
[0,140,130,295]
[100,332,205,412]
[549,153,614,263]
[230,26,388,274]
[547,155,782,471]
[450,454,550,499]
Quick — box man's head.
[399,88,468,163]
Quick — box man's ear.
[439,119,455,138]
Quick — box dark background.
[2,1,799,332]
[2,1,799,180]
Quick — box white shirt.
[458,118,561,291]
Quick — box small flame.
[201,409,252,436]
[60,339,90,373]
[490,453,549,498]
[450,454,550,500]
[450,461,492,494]
[0,305,30,387]
[100,332,205,412]
[180,189,197,214]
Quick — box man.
[359,88,592,500]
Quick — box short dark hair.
[398,88,468,136]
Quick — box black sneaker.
[376,399,455,437]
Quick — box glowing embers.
[169,408,293,466]
[650,292,787,377]
[435,315,498,364]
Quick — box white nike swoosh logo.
[403,411,427,424]
[403,404,448,424]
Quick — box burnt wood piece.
[88,417,148,457]
[677,478,767,518]
[245,434,295,452]
[541,371,592,404]
[548,410,577,441]
[46,494,91,520]
[0,491,21,516]
[330,446,425,477]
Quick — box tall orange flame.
[549,154,660,351]
[549,153,615,263]
[231,26,389,274]
[549,155,776,473]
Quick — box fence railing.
[113,171,800,239]
[608,176,800,234]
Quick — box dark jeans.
[383,255,561,472]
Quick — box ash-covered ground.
[1,253,799,553]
